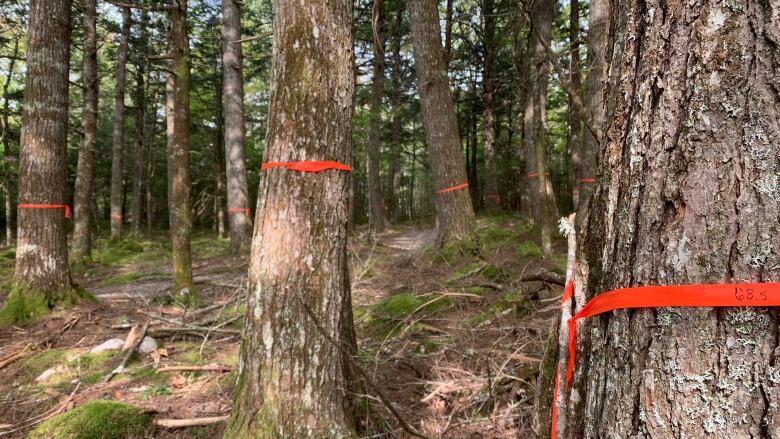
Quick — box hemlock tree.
[409,0,475,244]
[222,0,251,254]
[72,0,99,261]
[223,0,358,436]
[551,2,780,438]
[567,0,583,210]
[1,0,86,324]
[481,0,499,210]
[367,0,387,236]
[168,0,194,301]
[130,11,149,238]
[110,7,131,241]
[385,0,403,222]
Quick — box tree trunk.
[1,38,20,247]
[367,0,387,237]
[145,92,159,238]
[213,67,226,240]
[444,0,454,67]
[167,1,194,301]
[110,7,131,241]
[514,11,534,221]
[222,0,251,254]
[4,0,81,323]
[409,0,475,244]
[130,12,149,238]
[554,2,780,438]
[386,0,403,222]
[223,0,357,436]
[577,0,608,219]
[567,0,583,210]
[481,0,499,210]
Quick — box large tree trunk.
[4,0,81,323]
[222,0,251,254]
[409,0,475,244]
[223,0,357,436]
[385,0,403,222]
[130,12,149,238]
[168,1,194,301]
[110,7,131,241]
[567,0,583,210]
[367,0,387,237]
[577,0,608,219]
[514,10,533,220]
[1,38,20,247]
[553,2,780,438]
[481,0,499,210]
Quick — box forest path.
[384,227,437,252]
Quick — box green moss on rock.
[28,400,151,439]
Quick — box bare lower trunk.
[110,7,131,240]
[223,0,357,436]
[567,0,583,210]
[367,0,387,236]
[222,0,251,254]
[514,16,534,221]
[213,70,226,239]
[130,12,149,238]
[386,0,403,222]
[409,0,475,244]
[145,94,159,238]
[554,2,780,438]
[167,1,194,300]
[1,38,20,247]
[481,0,499,210]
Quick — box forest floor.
[0,213,565,438]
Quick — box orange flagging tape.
[18,204,70,219]
[564,282,780,388]
[110,213,122,221]
[261,161,351,173]
[578,178,595,183]
[437,182,469,194]
[527,172,550,178]
[228,207,250,217]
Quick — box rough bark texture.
[557,2,780,438]
[167,0,194,300]
[386,0,403,222]
[513,10,533,220]
[72,0,98,261]
[1,38,19,247]
[409,0,475,244]
[130,12,148,238]
[367,0,387,236]
[568,0,583,210]
[222,0,251,254]
[222,0,356,436]
[444,0,454,67]
[482,0,499,210]
[577,0,608,220]
[213,69,226,240]
[110,7,131,241]
[13,0,72,296]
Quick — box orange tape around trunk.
[437,182,469,194]
[18,204,70,219]
[527,172,550,178]
[261,161,351,173]
[577,178,595,183]
[110,212,122,221]
[228,207,250,217]
[564,282,780,388]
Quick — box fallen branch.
[230,32,272,44]
[520,271,565,286]
[154,415,229,428]
[156,364,232,373]
[102,322,149,383]
[0,316,79,370]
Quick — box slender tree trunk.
[567,0,583,210]
[213,68,226,240]
[72,0,98,260]
[367,0,387,236]
[552,2,780,438]
[1,38,20,247]
[386,0,403,222]
[3,0,82,323]
[222,0,251,254]
[223,0,357,435]
[444,0,454,67]
[145,91,159,238]
[482,0,499,210]
[110,7,131,241]
[577,0,608,219]
[168,1,194,301]
[131,12,149,238]
[469,85,479,207]
[514,10,534,221]
[409,0,475,244]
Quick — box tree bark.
[514,10,533,220]
[444,0,454,67]
[145,90,159,238]
[130,11,149,238]
[409,0,475,244]
[567,0,583,210]
[385,0,403,222]
[167,0,194,301]
[482,0,499,210]
[213,66,226,240]
[1,37,20,247]
[7,0,78,318]
[223,0,357,436]
[222,0,251,254]
[110,7,131,241]
[577,0,608,220]
[367,0,387,237]
[554,2,780,438]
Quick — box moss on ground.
[361,292,452,339]
[516,240,543,259]
[99,271,166,286]
[192,236,230,259]
[28,400,150,439]
[0,282,94,326]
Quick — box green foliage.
[28,400,151,439]
[21,349,66,378]
[516,241,543,259]
[99,271,166,286]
